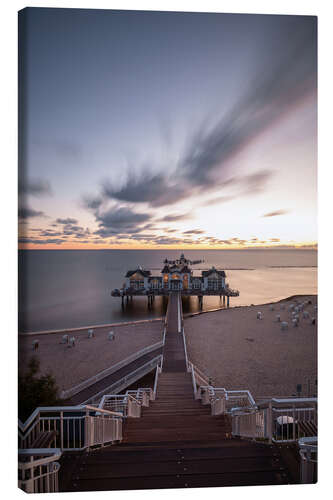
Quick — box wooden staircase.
[124,372,231,443]
[59,293,295,491]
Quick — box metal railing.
[232,398,317,443]
[270,398,317,443]
[99,387,154,417]
[198,385,257,415]
[61,340,164,400]
[18,405,122,452]
[82,354,163,405]
[299,437,317,483]
[18,449,62,493]
[232,409,266,438]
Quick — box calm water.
[18,249,317,333]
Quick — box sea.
[18,249,317,333]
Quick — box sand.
[184,295,317,399]
[19,320,163,392]
[19,294,317,400]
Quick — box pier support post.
[223,295,225,305]
[227,296,230,307]
[121,296,124,309]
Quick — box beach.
[185,295,317,399]
[19,294,317,400]
[19,320,163,392]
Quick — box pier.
[19,292,317,492]
[111,253,239,309]
[57,292,300,491]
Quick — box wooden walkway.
[60,293,295,491]
[65,347,162,405]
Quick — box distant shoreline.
[19,293,317,336]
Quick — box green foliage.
[18,356,63,421]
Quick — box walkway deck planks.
[60,293,295,491]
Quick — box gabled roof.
[125,268,151,278]
[161,265,170,273]
[180,265,191,274]
[202,268,226,278]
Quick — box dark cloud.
[18,207,45,219]
[182,229,205,235]
[82,195,103,211]
[39,230,63,237]
[102,173,187,207]
[56,217,78,225]
[18,237,64,245]
[84,21,315,211]
[159,213,193,222]
[151,237,186,245]
[62,224,91,239]
[262,209,290,218]
[19,179,52,197]
[95,206,152,235]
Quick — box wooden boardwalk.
[65,347,162,405]
[60,293,295,491]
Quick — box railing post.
[102,413,105,447]
[267,401,273,443]
[60,411,64,451]
[85,407,90,450]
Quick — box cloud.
[241,170,274,196]
[18,207,45,219]
[56,217,78,225]
[82,195,103,211]
[159,213,193,222]
[19,178,52,197]
[95,205,152,235]
[262,209,290,218]
[203,195,235,206]
[102,173,186,207]
[182,229,205,235]
[18,238,64,245]
[84,22,315,212]
[61,224,91,239]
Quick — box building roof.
[125,268,151,278]
[180,265,191,274]
[161,265,170,273]
[202,268,226,278]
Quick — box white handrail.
[18,449,62,493]
[61,340,163,399]
[82,355,162,405]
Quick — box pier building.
[111,253,240,308]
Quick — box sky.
[18,8,317,250]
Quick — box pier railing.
[299,437,317,483]
[82,354,163,405]
[99,386,154,417]
[18,449,62,493]
[18,405,123,452]
[232,398,317,443]
[61,340,164,400]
